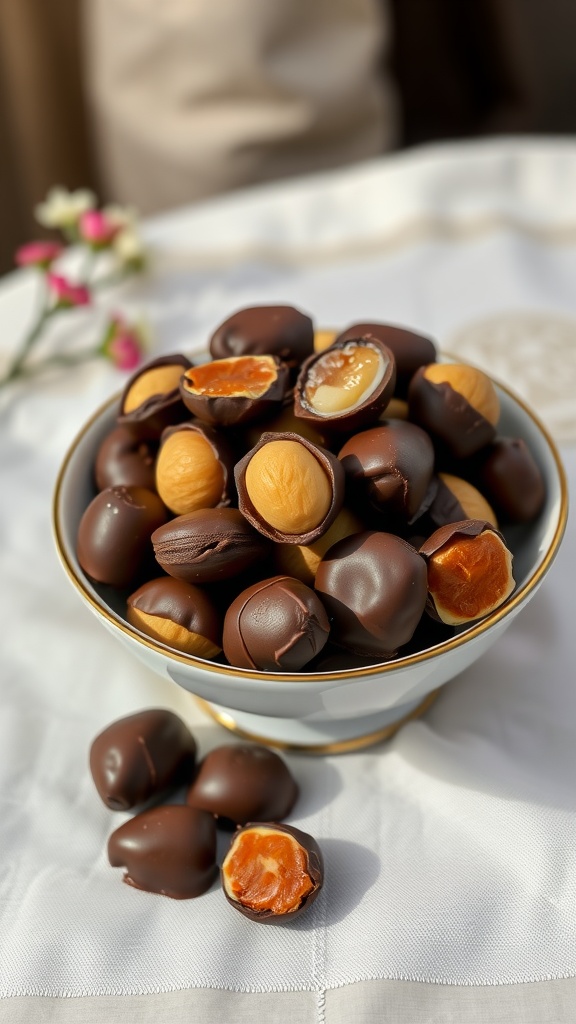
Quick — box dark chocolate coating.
[223,575,330,671]
[118,353,192,440]
[209,304,314,369]
[221,822,323,922]
[180,355,290,427]
[338,420,436,522]
[108,804,218,899]
[408,366,497,458]
[426,475,467,528]
[94,425,158,492]
[152,507,270,584]
[294,337,397,433]
[127,577,222,649]
[187,743,298,824]
[476,436,546,523]
[89,709,197,810]
[235,431,346,545]
[314,531,428,658]
[76,486,168,588]
[334,322,437,397]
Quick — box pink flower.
[101,316,145,371]
[47,272,91,308]
[78,210,120,248]
[15,240,64,269]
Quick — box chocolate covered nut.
[338,420,436,522]
[419,519,515,625]
[314,531,428,658]
[90,709,196,810]
[155,421,234,516]
[235,432,345,544]
[334,322,437,397]
[222,822,323,921]
[313,329,338,352]
[209,304,314,370]
[94,425,158,492]
[428,473,498,529]
[408,363,499,457]
[294,337,396,432]
[223,576,330,671]
[152,507,270,584]
[476,437,546,523]
[180,354,289,427]
[118,354,191,439]
[127,577,222,658]
[187,743,298,825]
[76,486,168,588]
[108,804,218,899]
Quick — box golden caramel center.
[184,356,278,399]
[223,828,313,915]
[124,364,184,413]
[428,530,514,625]
[244,440,332,534]
[304,344,385,415]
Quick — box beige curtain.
[0,0,98,272]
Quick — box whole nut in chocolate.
[209,304,314,370]
[155,421,234,516]
[118,353,192,439]
[187,743,298,825]
[127,577,222,658]
[152,507,270,584]
[408,363,499,458]
[76,485,168,588]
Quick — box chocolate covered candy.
[180,354,289,427]
[476,437,546,523]
[338,420,436,522]
[155,421,234,516]
[152,507,270,584]
[222,575,330,671]
[408,363,499,458]
[90,709,196,810]
[108,804,217,899]
[235,432,345,545]
[127,577,222,658]
[118,354,191,439]
[315,531,428,658]
[187,743,298,824]
[222,822,323,921]
[94,425,158,492]
[333,322,437,396]
[76,485,168,588]
[209,304,314,370]
[419,519,515,625]
[427,472,497,529]
[294,337,396,432]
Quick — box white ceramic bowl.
[53,369,568,753]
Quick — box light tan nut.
[422,363,500,426]
[244,439,332,535]
[274,508,363,584]
[123,364,186,414]
[438,473,498,527]
[313,329,338,352]
[156,430,225,515]
[127,607,222,658]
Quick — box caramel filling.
[427,530,514,625]
[304,344,385,416]
[123,364,184,413]
[184,356,278,399]
[223,828,313,915]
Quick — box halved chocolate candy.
[180,354,289,427]
[294,337,396,432]
[235,432,345,545]
[419,519,515,625]
[118,354,191,439]
[333,322,437,397]
[221,822,323,921]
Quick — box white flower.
[103,204,139,231]
[113,226,147,268]
[35,187,96,229]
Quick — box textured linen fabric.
[1,139,576,1020]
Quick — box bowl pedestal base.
[194,690,439,754]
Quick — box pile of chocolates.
[76,305,546,672]
[91,708,322,919]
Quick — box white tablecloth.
[1,137,576,1023]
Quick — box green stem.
[0,304,58,386]
[0,347,98,390]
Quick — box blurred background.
[1,0,576,274]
